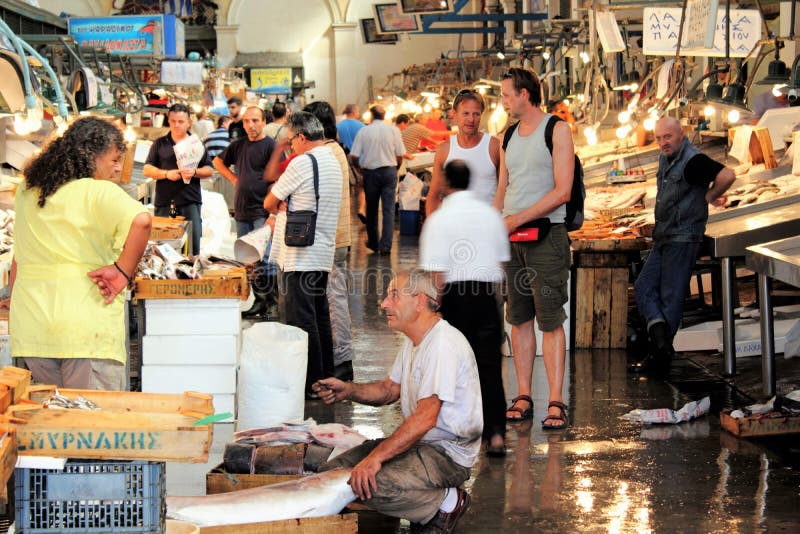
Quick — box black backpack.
[502,116,585,231]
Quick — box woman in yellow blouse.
[1,117,151,390]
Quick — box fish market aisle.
[166,218,799,533]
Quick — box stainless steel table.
[704,204,800,376]
[746,236,800,396]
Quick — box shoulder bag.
[284,153,319,247]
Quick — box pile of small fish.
[136,244,200,280]
[43,390,100,410]
[584,186,647,221]
[719,181,782,208]
[0,209,14,255]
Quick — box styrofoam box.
[142,335,237,365]
[674,321,724,352]
[716,318,800,358]
[144,299,240,336]
[0,335,10,368]
[142,364,236,394]
[211,394,235,422]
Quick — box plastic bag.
[398,172,423,210]
[237,322,308,431]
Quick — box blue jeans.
[236,217,277,275]
[155,203,201,256]
[634,240,702,337]
[363,167,397,252]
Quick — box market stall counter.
[745,236,800,396]
[705,204,800,377]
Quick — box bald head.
[654,117,685,157]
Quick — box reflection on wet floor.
[303,219,800,533]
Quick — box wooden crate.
[134,268,249,301]
[5,388,214,462]
[720,409,800,437]
[574,252,631,349]
[0,423,17,505]
[151,216,188,240]
[207,464,300,494]
[198,514,358,534]
[0,366,31,403]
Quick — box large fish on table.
[166,468,356,527]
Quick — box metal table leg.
[758,274,775,397]
[721,256,736,376]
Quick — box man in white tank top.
[426,90,500,215]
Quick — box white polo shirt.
[419,190,510,283]
[350,120,405,170]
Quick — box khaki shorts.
[504,224,570,331]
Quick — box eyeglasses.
[452,88,484,111]
[287,135,298,143]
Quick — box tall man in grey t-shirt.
[495,68,575,430]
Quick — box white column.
[331,22,362,112]
[501,0,516,47]
[215,25,239,69]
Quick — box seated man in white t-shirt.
[314,269,482,534]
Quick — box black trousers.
[439,280,506,440]
[281,271,334,392]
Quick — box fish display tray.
[134,268,249,301]
[720,409,800,437]
[15,459,165,533]
[8,388,214,463]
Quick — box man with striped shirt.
[264,111,343,398]
[204,115,231,158]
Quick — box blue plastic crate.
[15,460,165,533]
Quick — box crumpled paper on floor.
[730,389,800,418]
[620,396,711,424]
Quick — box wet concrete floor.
[303,220,800,533]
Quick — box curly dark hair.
[24,117,126,207]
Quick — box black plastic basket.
[15,459,165,533]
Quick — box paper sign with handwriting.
[643,8,760,57]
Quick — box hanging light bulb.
[580,51,591,64]
[703,105,715,118]
[53,114,69,136]
[497,51,505,60]
[629,83,639,92]
[616,125,631,139]
[124,126,137,144]
[423,103,432,113]
[727,109,740,123]
[643,116,656,131]
[618,111,631,124]
[13,113,30,135]
[583,126,596,139]
[563,99,570,106]
[542,49,551,61]
[586,133,598,146]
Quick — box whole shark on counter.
[166,468,357,527]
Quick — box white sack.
[237,322,307,431]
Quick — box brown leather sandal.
[542,401,569,430]
[506,395,533,422]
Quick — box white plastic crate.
[141,365,236,394]
[141,335,237,366]
[144,299,240,336]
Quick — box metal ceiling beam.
[419,0,549,35]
